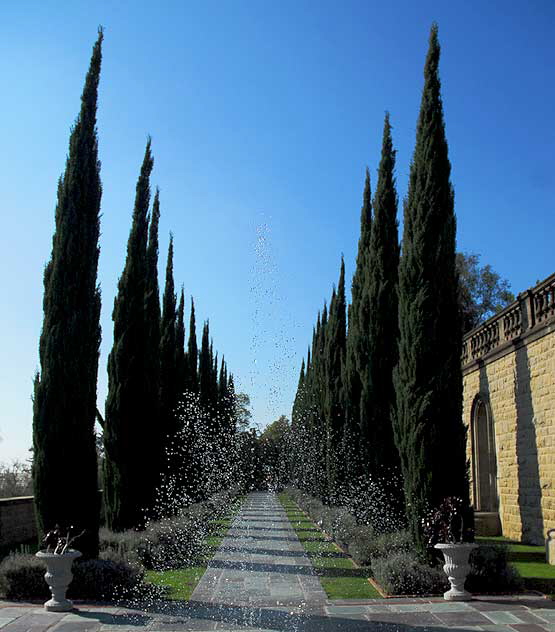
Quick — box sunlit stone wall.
[462,273,555,544]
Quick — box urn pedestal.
[435,542,477,601]
[35,549,81,612]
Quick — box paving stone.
[368,611,444,626]
[50,623,102,631]
[326,605,368,615]
[536,611,555,622]
[425,601,474,612]
[436,611,493,626]
[482,611,528,624]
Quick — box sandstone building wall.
[462,273,555,544]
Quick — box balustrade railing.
[462,272,555,365]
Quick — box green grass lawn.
[477,536,555,596]
[145,499,242,600]
[278,493,381,599]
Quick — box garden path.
[190,490,327,608]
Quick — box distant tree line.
[32,29,250,558]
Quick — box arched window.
[471,394,499,512]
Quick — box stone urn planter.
[435,542,477,601]
[35,549,81,612]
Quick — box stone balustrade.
[462,273,555,368]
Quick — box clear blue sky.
[1,1,553,462]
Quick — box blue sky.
[1,1,553,462]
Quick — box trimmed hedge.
[0,554,47,600]
[350,529,412,567]
[99,488,238,570]
[468,544,522,593]
[372,551,449,596]
[0,488,239,601]
[285,487,521,596]
[0,551,145,601]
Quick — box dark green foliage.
[104,140,158,531]
[32,30,103,558]
[324,258,347,499]
[393,25,470,554]
[342,169,372,478]
[362,114,401,486]
[160,235,179,462]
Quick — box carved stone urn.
[435,542,477,601]
[35,549,81,612]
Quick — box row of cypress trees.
[32,30,237,557]
[291,25,470,553]
[102,140,235,532]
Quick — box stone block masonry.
[462,272,555,544]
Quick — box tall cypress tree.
[291,358,306,430]
[199,321,212,408]
[33,30,103,558]
[304,317,320,494]
[291,358,306,488]
[160,235,178,462]
[342,170,372,478]
[324,258,347,500]
[314,303,328,500]
[175,287,186,397]
[393,25,470,553]
[218,357,227,409]
[185,298,199,393]
[104,140,155,531]
[362,114,401,483]
[144,187,162,493]
[211,348,219,411]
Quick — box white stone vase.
[435,542,477,601]
[35,549,81,612]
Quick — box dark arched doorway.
[471,395,499,513]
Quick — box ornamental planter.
[435,542,477,601]
[35,549,81,612]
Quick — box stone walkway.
[1,491,555,631]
